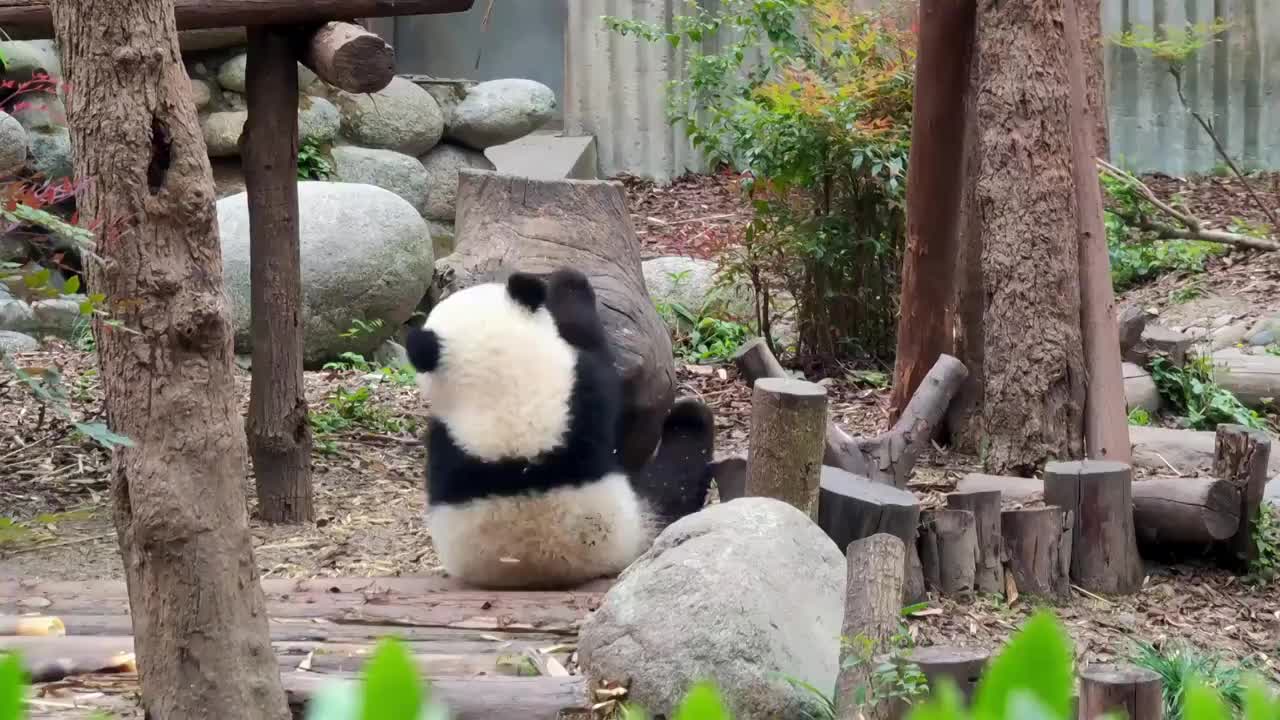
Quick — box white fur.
[428,473,656,589]
[420,282,578,461]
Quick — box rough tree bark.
[958,0,1088,474]
[1072,0,1110,160]
[887,0,976,423]
[48,1,290,717]
[243,26,314,523]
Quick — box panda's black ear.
[506,271,548,312]
[405,326,440,372]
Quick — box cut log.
[918,510,977,599]
[817,467,925,604]
[1078,664,1163,720]
[734,339,967,488]
[1043,460,1144,594]
[1123,362,1160,414]
[0,616,64,636]
[1214,425,1273,572]
[834,534,906,720]
[906,646,990,704]
[956,473,1043,504]
[1132,477,1240,545]
[711,456,747,502]
[0,0,476,36]
[302,21,396,94]
[436,169,675,473]
[1210,352,1280,410]
[282,672,588,720]
[1129,426,1280,477]
[1001,506,1073,601]
[746,377,828,518]
[945,491,1002,594]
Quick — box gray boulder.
[643,256,753,322]
[1122,362,1160,414]
[1245,315,1280,347]
[331,145,430,216]
[0,295,84,339]
[426,220,456,260]
[0,40,62,81]
[0,111,28,173]
[216,53,314,95]
[190,78,214,111]
[218,181,434,366]
[201,111,246,157]
[418,143,494,221]
[26,128,72,180]
[446,78,556,150]
[0,330,38,355]
[578,497,845,719]
[298,96,340,145]
[335,76,444,157]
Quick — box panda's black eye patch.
[405,327,441,372]
[506,271,548,312]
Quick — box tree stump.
[835,534,906,720]
[945,491,1002,594]
[436,169,675,472]
[746,378,828,518]
[817,467,925,604]
[1213,425,1273,572]
[1078,665,1163,720]
[1043,460,1143,594]
[1001,506,1073,601]
[919,510,978,600]
[1132,478,1240,546]
[907,647,990,705]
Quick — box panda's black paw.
[405,326,441,372]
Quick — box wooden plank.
[0,0,475,37]
[282,671,589,720]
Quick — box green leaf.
[970,611,1073,720]
[1241,677,1280,720]
[0,652,23,720]
[63,275,80,294]
[305,681,361,720]
[903,677,966,720]
[359,638,421,720]
[74,422,135,448]
[673,682,730,720]
[1182,676,1231,720]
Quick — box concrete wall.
[387,0,1279,182]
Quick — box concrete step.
[485,130,599,181]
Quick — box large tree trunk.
[887,0,976,424]
[49,1,291,718]
[1073,0,1110,161]
[961,0,1088,475]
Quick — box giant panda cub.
[404,267,716,589]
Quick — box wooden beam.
[0,0,475,37]
[303,21,395,94]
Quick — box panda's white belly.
[427,472,654,589]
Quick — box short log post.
[918,509,977,600]
[1213,425,1273,572]
[747,378,828,519]
[1078,664,1163,720]
[907,647,990,706]
[1043,460,1143,595]
[945,490,1002,594]
[243,25,314,523]
[302,21,395,93]
[1000,506,1073,601]
[1132,478,1241,546]
[835,534,906,720]
[817,466,926,604]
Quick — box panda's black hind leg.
[630,396,716,530]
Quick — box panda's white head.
[405,272,579,461]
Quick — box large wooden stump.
[1078,665,1163,720]
[1043,460,1143,594]
[1213,425,1273,572]
[1132,478,1240,546]
[835,534,906,720]
[1001,506,1073,601]
[945,490,1002,594]
[817,467,925,604]
[918,509,978,600]
[435,169,675,472]
[746,378,828,517]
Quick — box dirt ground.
[2,168,1279,683]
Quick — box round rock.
[218,181,435,366]
[331,145,430,216]
[298,96,340,145]
[0,40,62,81]
[201,111,246,157]
[26,127,72,180]
[216,53,313,95]
[446,78,556,150]
[418,143,494,221]
[0,111,28,173]
[0,330,37,355]
[335,76,444,157]
[189,78,214,111]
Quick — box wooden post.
[918,509,977,600]
[1213,425,1272,572]
[1132,478,1241,546]
[303,21,395,93]
[243,26,314,523]
[817,467,925,604]
[1043,460,1143,594]
[746,377,828,518]
[1078,665,1163,720]
[906,647,990,705]
[945,490,1002,594]
[835,534,906,720]
[1001,506,1073,601]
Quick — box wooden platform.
[0,576,614,719]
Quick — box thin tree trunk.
[888,0,976,424]
[49,1,291,717]
[1073,0,1110,161]
[969,0,1087,475]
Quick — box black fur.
[506,271,547,312]
[404,326,441,372]
[629,397,716,529]
[545,268,611,353]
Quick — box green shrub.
[1149,355,1266,431]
